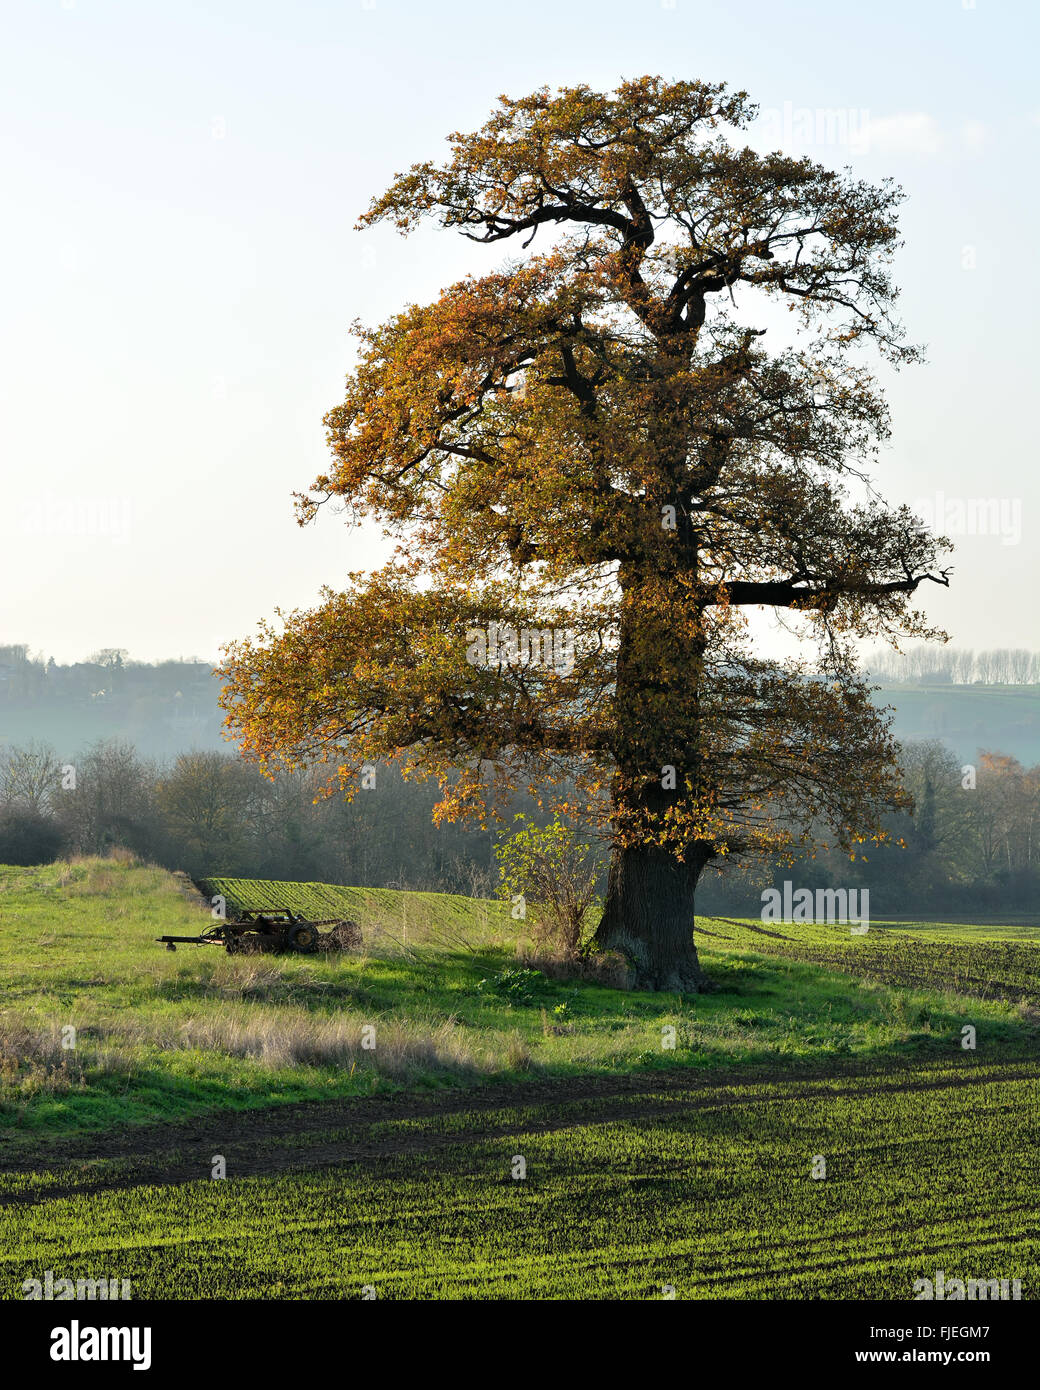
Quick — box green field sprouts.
[2,857,1039,1301]
[3,1059,1037,1299]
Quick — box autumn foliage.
[220,77,950,989]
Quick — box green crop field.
[2,857,1038,1299]
[4,1059,1038,1300]
[197,872,512,941]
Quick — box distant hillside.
[4,644,1040,768]
[876,684,1040,767]
[0,648,225,761]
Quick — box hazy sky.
[2,0,1037,665]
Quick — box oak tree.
[220,77,950,990]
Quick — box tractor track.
[709,917,1040,1003]
[3,1056,1038,1209]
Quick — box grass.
[706,912,1040,1004]
[0,858,1037,1140]
[3,857,1040,1301]
[3,1059,1037,1299]
[875,918,1040,942]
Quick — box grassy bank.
[1,858,1036,1138]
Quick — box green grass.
[3,1059,1037,1299]
[704,912,1040,1003]
[197,873,504,936]
[1,859,1037,1140]
[876,918,1040,942]
[4,857,1040,1300]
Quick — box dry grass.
[0,1019,134,1097]
[504,1033,532,1072]
[206,956,293,996]
[516,945,631,990]
[65,856,162,899]
[0,1002,484,1098]
[151,1010,478,1074]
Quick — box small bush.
[517,947,631,990]
[476,967,549,1005]
[495,814,601,957]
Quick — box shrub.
[517,946,631,990]
[0,807,65,866]
[476,967,549,1005]
[495,814,600,957]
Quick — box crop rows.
[705,916,1040,1005]
[3,1059,1037,1300]
[197,876,367,919]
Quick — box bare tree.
[1009,649,1032,684]
[976,650,996,684]
[0,741,62,815]
[56,740,156,856]
[953,649,976,684]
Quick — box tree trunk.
[593,840,709,992]
[598,534,710,992]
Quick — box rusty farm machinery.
[157,907,361,955]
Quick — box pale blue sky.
[2,0,1037,663]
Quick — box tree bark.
[593,839,710,992]
[593,534,712,992]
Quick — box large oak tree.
[220,77,949,991]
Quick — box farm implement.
[157,908,361,955]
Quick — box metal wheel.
[288,922,319,954]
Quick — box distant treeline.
[3,734,1040,918]
[0,739,508,896]
[0,645,224,761]
[701,741,1040,917]
[865,645,1040,686]
[0,645,214,703]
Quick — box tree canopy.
[220,76,949,989]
